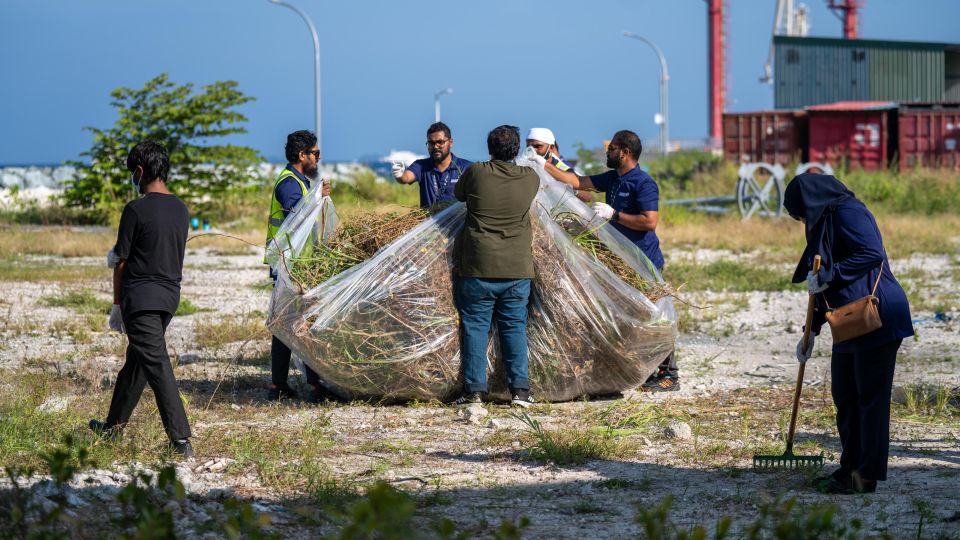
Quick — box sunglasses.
[426,139,450,147]
[303,149,320,158]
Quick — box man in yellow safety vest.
[264,129,332,403]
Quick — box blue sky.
[1,0,957,165]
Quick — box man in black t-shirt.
[89,141,194,458]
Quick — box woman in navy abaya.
[784,173,913,494]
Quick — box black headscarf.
[783,173,857,283]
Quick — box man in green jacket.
[453,125,540,408]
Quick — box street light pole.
[434,88,453,123]
[623,31,670,155]
[270,0,322,160]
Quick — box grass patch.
[41,289,209,318]
[175,298,211,316]
[42,289,111,314]
[0,225,114,257]
[186,230,262,256]
[893,384,959,424]
[0,256,106,283]
[514,412,633,465]
[660,213,960,259]
[664,259,797,292]
[192,313,270,349]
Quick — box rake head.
[752,451,824,471]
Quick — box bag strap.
[821,261,884,310]
[871,261,884,295]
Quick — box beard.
[303,162,319,179]
[606,153,622,169]
[431,148,450,163]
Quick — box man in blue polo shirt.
[392,122,472,208]
[538,129,678,391]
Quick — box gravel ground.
[1,244,958,538]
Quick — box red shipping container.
[722,111,807,165]
[806,101,898,171]
[898,107,960,171]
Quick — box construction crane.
[760,0,863,84]
[760,0,810,84]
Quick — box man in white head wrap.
[526,128,592,202]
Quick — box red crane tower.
[708,1,862,144]
[707,0,725,146]
[827,0,862,38]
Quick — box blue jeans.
[455,277,531,394]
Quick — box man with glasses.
[264,129,332,403]
[534,130,679,392]
[392,122,473,208]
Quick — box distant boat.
[380,150,426,167]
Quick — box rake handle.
[787,255,821,453]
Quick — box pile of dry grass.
[271,205,675,402]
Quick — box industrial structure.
[718,0,960,170]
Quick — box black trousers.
[106,310,191,441]
[269,274,320,387]
[831,338,901,481]
[271,335,320,387]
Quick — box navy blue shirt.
[406,154,473,208]
[808,199,914,353]
[275,164,312,219]
[589,166,664,269]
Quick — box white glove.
[796,334,815,363]
[807,271,828,294]
[108,304,125,333]
[391,161,406,180]
[592,202,615,220]
[106,249,120,269]
[523,146,546,168]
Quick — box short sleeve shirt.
[114,193,190,315]
[406,154,473,208]
[589,166,664,269]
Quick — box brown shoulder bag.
[823,262,883,343]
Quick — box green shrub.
[635,495,883,540]
[664,260,798,292]
[333,170,420,208]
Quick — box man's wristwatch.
[612,210,621,223]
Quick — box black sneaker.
[452,392,483,406]
[641,372,680,392]
[266,383,296,401]
[306,384,336,404]
[171,439,195,459]
[88,419,122,442]
[510,389,535,408]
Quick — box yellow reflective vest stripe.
[264,168,307,264]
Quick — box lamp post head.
[435,88,453,98]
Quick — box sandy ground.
[1,244,958,538]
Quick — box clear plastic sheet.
[266,162,677,402]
